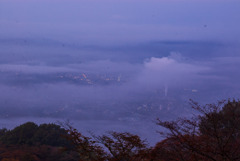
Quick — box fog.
[1,0,240,144]
[1,40,240,143]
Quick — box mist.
[1,0,240,144]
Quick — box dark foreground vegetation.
[0,99,240,161]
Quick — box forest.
[0,99,240,161]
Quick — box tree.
[62,123,106,161]
[0,143,79,161]
[0,122,71,147]
[153,99,240,161]
[33,123,70,147]
[62,122,150,161]
[2,122,38,145]
[95,131,149,161]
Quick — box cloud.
[1,0,239,44]
[0,64,76,74]
[1,51,240,146]
[0,0,240,145]
[68,60,141,74]
[135,55,209,89]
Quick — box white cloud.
[139,56,208,86]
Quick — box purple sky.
[1,0,240,44]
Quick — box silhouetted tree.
[33,123,70,147]
[62,122,150,161]
[154,99,240,161]
[0,122,71,147]
[95,131,149,161]
[0,143,79,161]
[63,123,106,161]
[3,122,38,145]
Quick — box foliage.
[34,123,70,146]
[1,99,240,160]
[154,99,240,161]
[95,131,149,161]
[0,144,79,161]
[0,122,71,147]
[63,123,150,161]
[2,122,38,145]
[63,124,106,161]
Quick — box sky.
[0,0,240,144]
[1,0,240,44]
